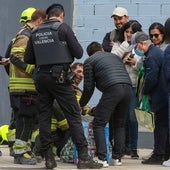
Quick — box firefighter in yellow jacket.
[71,62,93,116]
[8,8,46,165]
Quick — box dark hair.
[46,4,65,18]
[71,62,83,71]
[164,18,170,43]
[149,22,165,42]
[86,41,103,56]
[118,20,142,43]
[31,9,46,22]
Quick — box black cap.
[46,3,64,15]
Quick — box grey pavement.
[0,145,169,170]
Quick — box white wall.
[73,0,170,106]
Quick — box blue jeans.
[127,87,139,150]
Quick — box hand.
[126,55,137,65]
[109,41,114,47]
[1,57,9,66]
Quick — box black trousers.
[10,94,38,142]
[93,84,131,160]
[35,71,88,153]
[154,106,169,157]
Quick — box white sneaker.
[93,157,109,168]
[110,158,122,166]
[163,159,170,167]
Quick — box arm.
[3,40,13,74]
[10,34,34,74]
[79,62,95,107]
[102,32,112,52]
[61,23,83,59]
[143,50,163,94]
[10,54,34,75]
[163,45,170,81]
[111,41,130,58]
[5,41,13,59]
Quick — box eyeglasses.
[149,34,160,38]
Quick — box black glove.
[10,54,27,71]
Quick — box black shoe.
[77,156,103,169]
[0,150,2,156]
[131,150,139,159]
[9,147,15,157]
[141,154,164,165]
[164,153,170,161]
[44,148,57,169]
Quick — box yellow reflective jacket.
[0,125,9,144]
[72,83,92,115]
[9,24,35,93]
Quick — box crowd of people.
[0,3,170,169]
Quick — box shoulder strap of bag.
[109,29,116,42]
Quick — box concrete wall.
[74,0,170,58]
[73,0,170,106]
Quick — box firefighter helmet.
[20,7,36,23]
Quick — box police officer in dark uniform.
[24,3,102,169]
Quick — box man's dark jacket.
[79,51,132,107]
[163,44,170,93]
[143,44,168,112]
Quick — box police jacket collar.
[43,18,61,25]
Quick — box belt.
[37,65,54,72]
[37,64,69,72]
